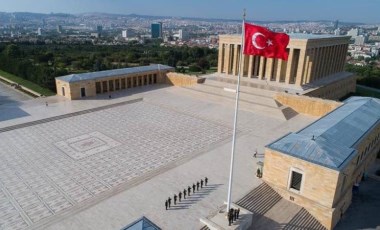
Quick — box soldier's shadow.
[168,204,190,210]
[175,184,222,206]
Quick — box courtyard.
[0,83,316,229]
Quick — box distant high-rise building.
[37,27,42,36]
[347,28,358,38]
[57,25,63,33]
[354,35,368,45]
[334,28,341,36]
[97,25,103,34]
[334,20,339,30]
[151,22,162,38]
[122,29,136,38]
[179,29,189,40]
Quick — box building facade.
[55,65,174,100]
[218,34,351,86]
[263,97,380,230]
[151,22,163,39]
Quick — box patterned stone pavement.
[0,101,232,230]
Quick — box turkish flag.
[243,23,290,61]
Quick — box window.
[290,171,303,191]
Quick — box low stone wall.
[304,74,357,100]
[0,75,41,97]
[165,72,205,87]
[275,93,342,117]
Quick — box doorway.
[81,88,86,97]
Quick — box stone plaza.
[0,82,316,229]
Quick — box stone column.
[335,45,342,73]
[310,48,318,82]
[217,43,224,73]
[304,49,312,84]
[224,44,231,74]
[232,44,239,76]
[315,47,323,81]
[323,46,331,77]
[295,49,307,86]
[266,58,274,80]
[328,46,335,76]
[248,55,254,78]
[336,44,343,73]
[276,58,283,82]
[285,49,294,84]
[259,57,266,79]
[340,44,348,71]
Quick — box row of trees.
[0,41,217,91]
[345,63,380,89]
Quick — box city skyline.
[0,0,379,24]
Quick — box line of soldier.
[165,177,208,210]
[228,208,240,226]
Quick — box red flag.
[243,23,290,61]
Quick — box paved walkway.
[0,84,316,230]
[0,81,31,105]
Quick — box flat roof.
[56,64,174,83]
[220,33,349,40]
[267,97,380,171]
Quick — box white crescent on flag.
[252,32,266,49]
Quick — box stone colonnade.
[217,35,350,86]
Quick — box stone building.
[55,65,174,100]
[263,97,380,229]
[217,34,356,100]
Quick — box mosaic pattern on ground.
[0,101,232,230]
[55,132,121,160]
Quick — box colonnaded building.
[56,65,174,100]
[218,34,356,100]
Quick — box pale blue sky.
[0,0,379,23]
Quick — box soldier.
[192,183,196,193]
[165,200,168,210]
[237,208,240,219]
[178,191,182,202]
[234,209,237,221]
[205,177,208,186]
[201,179,204,188]
[183,188,187,199]
[174,194,177,205]
[228,208,234,226]
[168,197,171,208]
[196,181,200,191]
[188,186,191,196]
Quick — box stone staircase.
[236,183,282,216]
[183,78,298,121]
[283,208,327,230]
[236,183,327,230]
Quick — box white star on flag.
[266,39,273,46]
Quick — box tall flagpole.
[226,9,246,211]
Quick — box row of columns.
[95,74,158,94]
[218,43,348,86]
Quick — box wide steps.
[236,183,282,216]
[183,83,298,120]
[283,208,327,230]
